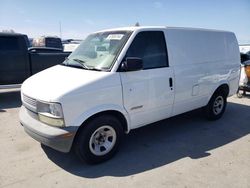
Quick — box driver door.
[119,31,174,129]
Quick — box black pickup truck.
[0,33,70,86]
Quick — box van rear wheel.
[205,91,227,120]
[74,115,123,164]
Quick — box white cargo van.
[19,26,240,164]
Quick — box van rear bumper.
[19,106,78,152]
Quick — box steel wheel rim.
[213,96,224,115]
[89,125,117,156]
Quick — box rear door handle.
[169,77,173,90]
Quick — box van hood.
[21,65,114,101]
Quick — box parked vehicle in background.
[0,33,70,87]
[19,26,240,164]
[239,44,250,54]
[63,39,82,52]
[32,36,63,50]
[238,52,250,97]
[240,52,250,62]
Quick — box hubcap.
[213,96,224,115]
[89,125,116,156]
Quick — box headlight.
[36,101,65,127]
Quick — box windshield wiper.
[62,58,103,71]
[61,58,89,70]
[72,58,90,70]
[72,59,104,71]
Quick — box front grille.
[22,94,37,112]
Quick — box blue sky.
[0,0,249,44]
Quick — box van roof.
[95,26,232,34]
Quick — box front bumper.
[19,106,78,152]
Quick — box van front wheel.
[74,115,123,164]
[205,91,227,120]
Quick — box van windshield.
[64,31,131,71]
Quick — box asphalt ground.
[0,89,249,188]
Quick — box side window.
[126,31,168,69]
[0,36,20,51]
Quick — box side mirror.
[120,57,143,72]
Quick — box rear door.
[120,31,174,129]
[0,36,29,85]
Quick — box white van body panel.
[165,28,240,116]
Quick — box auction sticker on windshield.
[106,34,124,40]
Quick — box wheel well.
[214,84,229,97]
[76,110,128,134]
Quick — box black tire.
[74,115,123,164]
[205,91,227,120]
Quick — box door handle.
[169,77,173,90]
